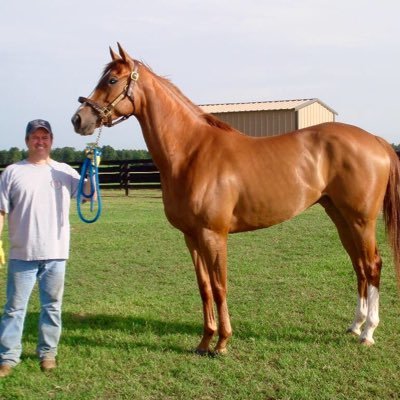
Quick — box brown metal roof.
[199,98,338,115]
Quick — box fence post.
[120,162,130,196]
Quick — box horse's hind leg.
[350,227,382,346]
[321,199,382,345]
[321,200,367,334]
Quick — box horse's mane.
[141,62,233,132]
[101,60,233,132]
[200,113,232,131]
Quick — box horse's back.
[223,122,392,230]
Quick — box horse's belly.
[229,186,321,233]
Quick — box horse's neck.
[137,73,201,172]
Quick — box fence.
[1,152,400,195]
[0,159,161,195]
[71,159,161,195]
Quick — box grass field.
[0,190,399,399]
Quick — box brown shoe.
[40,358,57,372]
[0,364,12,378]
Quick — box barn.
[200,98,337,137]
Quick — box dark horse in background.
[72,44,400,355]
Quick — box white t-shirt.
[0,159,80,260]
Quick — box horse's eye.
[108,77,118,85]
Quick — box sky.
[1,0,399,151]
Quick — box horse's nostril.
[71,113,81,129]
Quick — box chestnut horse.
[72,44,400,354]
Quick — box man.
[0,119,92,377]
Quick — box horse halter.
[78,64,140,127]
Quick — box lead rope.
[77,127,103,223]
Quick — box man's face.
[26,128,53,156]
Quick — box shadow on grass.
[24,311,202,354]
[22,311,349,356]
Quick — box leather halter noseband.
[78,65,140,127]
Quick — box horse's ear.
[117,42,131,63]
[109,46,121,61]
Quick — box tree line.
[0,146,150,165]
[1,143,399,166]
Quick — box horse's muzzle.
[71,108,97,136]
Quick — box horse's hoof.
[360,338,374,347]
[346,328,360,337]
[211,348,228,357]
[194,348,210,356]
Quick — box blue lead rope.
[77,148,102,223]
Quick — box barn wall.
[213,110,296,137]
[297,103,335,129]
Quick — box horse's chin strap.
[78,65,140,128]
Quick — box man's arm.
[0,210,5,237]
[0,211,6,266]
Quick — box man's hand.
[0,240,5,266]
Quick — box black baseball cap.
[25,119,53,139]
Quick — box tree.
[0,146,150,165]
[0,150,8,164]
[61,147,78,162]
[100,145,117,160]
[133,149,151,159]
[51,148,63,161]
[8,147,22,163]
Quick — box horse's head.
[71,43,140,136]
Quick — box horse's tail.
[379,138,400,288]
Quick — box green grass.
[0,189,399,399]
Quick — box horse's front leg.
[185,230,232,355]
[199,229,232,355]
[185,235,217,355]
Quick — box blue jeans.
[0,259,66,367]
